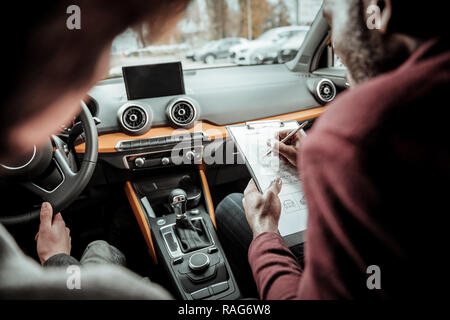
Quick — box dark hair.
[389,2,448,39]
[0,0,190,154]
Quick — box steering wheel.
[0,102,98,225]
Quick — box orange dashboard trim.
[199,167,216,229]
[75,107,325,154]
[124,181,158,264]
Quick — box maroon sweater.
[248,39,450,299]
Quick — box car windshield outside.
[257,29,282,41]
[108,0,323,78]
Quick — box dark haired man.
[216,0,450,299]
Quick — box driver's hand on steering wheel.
[35,202,71,265]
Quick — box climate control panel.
[124,146,203,170]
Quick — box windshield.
[257,30,280,41]
[202,41,219,50]
[108,0,323,78]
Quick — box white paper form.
[227,121,308,237]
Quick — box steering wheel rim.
[0,102,98,225]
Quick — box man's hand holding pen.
[266,121,308,167]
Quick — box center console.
[126,170,241,300]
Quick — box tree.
[238,0,272,39]
[206,0,229,40]
[132,24,149,48]
[266,0,291,30]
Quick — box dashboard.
[76,63,339,169]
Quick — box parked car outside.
[188,38,248,64]
[276,30,309,64]
[123,43,191,57]
[231,26,310,65]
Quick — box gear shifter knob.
[169,189,188,219]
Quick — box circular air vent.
[316,79,337,104]
[117,103,152,135]
[167,99,197,128]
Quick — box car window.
[257,29,279,41]
[334,54,345,68]
[326,44,347,69]
[108,0,323,78]
[224,40,235,46]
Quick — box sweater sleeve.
[248,232,303,300]
[44,253,81,267]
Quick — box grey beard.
[345,33,384,84]
[340,3,386,85]
[341,3,411,85]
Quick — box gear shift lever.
[170,189,188,220]
[169,188,210,253]
[170,189,201,233]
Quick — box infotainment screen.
[122,62,185,100]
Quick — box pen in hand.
[263,121,309,158]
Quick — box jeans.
[215,193,257,298]
[80,240,126,266]
[215,193,304,298]
[44,240,126,268]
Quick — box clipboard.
[226,120,308,243]
[227,120,287,192]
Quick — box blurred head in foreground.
[0,0,191,162]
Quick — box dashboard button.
[135,157,145,168]
[157,137,167,144]
[164,233,179,252]
[119,141,132,150]
[130,140,141,149]
[191,288,211,300]
[210,281,229,295]
[189,209,200,215]
[208,247,218,254]
[161,157,170,166]
[140,139,152,147]
[146,138,158,146]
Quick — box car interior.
[1,7,348,300]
